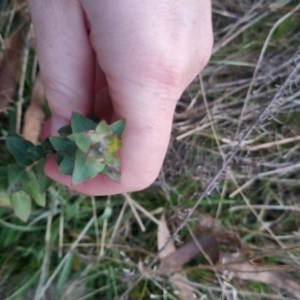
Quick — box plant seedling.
[49,112,125,184]
[2,112,126,221]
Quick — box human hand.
[28,0,213,195]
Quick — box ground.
[0,1,300,299]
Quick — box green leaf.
[110,119,125,138]
[101,165,121,182]
[55,153,64,165]
[86,154,103,165]
[71,112,96,133]
[42,138,55,156]
[6,135,40,166]
[34,159,53,193]
[49,136,77,158]
[106,156,121,170]
[72,149,105,184]
[0,192,11,206]
[10,191,31,222]
[0,166,8,192]
[95,120,111,135]
[24,171,46,207]
[58,124,72,136]
[28,145,45,160]
[58,156,75,175]
[8,165,31,194]
[68,132,91,153]
[87,132,105,145]
[88,114,100,123]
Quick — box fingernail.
[51,115,69,136]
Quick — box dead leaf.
[167,210,241,252]
[195,212,241,250]
[0,21,30,113]
[158,214,195,299]
[161,235,219,271]
[158,214,176,260]
[22,73,45,144]
[221,254,300,299]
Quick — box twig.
[108,200,128,247]
[123,193,145,232]
[91,196,100,256]
[129,198,161,226]
[16,26,30,134]
[230,162,300,198]
[248,135,300,151]
[99,197,110,258]
[230,205,300,212]
[176,122,213,140]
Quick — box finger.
[45,0,213,195]
[28,0,95,134]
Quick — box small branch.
[230,163,300,198]
[16,26,31,134]
[123,193,145,232]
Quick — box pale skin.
[28,0,213,196]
